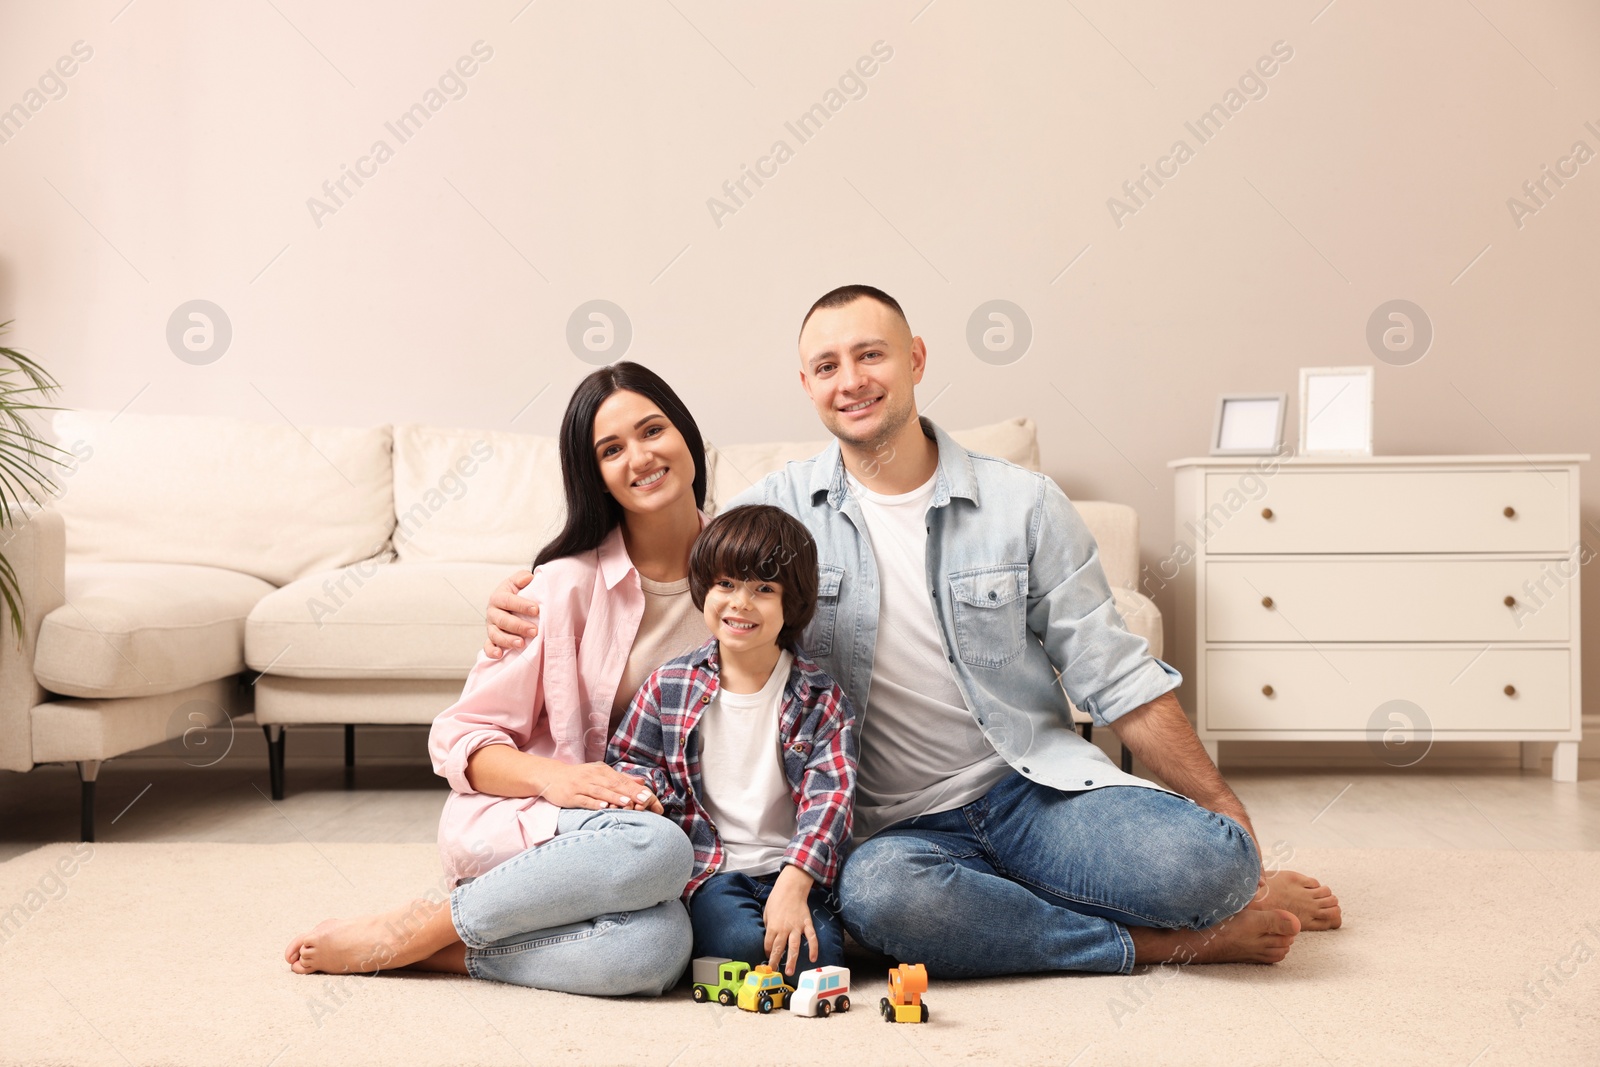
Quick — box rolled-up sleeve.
[1025,478,1181,727]
[428,573,553,794]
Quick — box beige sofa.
[0,411,1162,838]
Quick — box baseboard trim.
[69,716,1600,773]
[123,721,432,765]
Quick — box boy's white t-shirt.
[698,649,796,876]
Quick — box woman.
[284,362,717,996]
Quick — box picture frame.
[1210,393,1286,456]
[1298,366,1374,456]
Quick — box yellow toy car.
[736,964,794,1014]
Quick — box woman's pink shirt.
[428,527,646,886]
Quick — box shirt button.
[947,655,954,663]
[700,694,712,704]
[1084,780,1094,786]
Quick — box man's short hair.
[690,505,819,653]
[798,284,907,341]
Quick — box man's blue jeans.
[689,870,847,977]
[838,774,1260,977]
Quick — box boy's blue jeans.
[689,870,847,977]
[838,774,1261,977]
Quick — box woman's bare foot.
[1131,907,1301,966]
[1253,869,1342,931]
[285,897,456,975]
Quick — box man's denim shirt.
[726,417,1182,806]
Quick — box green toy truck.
[691,956,751,1006]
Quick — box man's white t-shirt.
[697,649,796,876]
[845,472,1011,838]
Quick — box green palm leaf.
[0,321,72,643]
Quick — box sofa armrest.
[0,505,66,771]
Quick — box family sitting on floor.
[285,284,1341,994]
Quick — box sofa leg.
[263,725,286,800]
[344,724,356,788]
[78,760,101,843]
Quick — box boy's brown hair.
[689,505,819,653]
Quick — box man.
[485,285,1339,976]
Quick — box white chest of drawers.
[1168,455,1587,781]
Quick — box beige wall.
[2,1,1598,739]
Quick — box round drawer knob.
[1261,684,1275,697]
[1261,596,1275,609]
[1504,506,1516,518]
[1504,684,1516,697]
[1504,595,1516,607]
[1261,507,1274,520]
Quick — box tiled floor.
[3,752,1596,865]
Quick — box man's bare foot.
[1131,908,1301,966]
[1253,869,1342,931]
[285,897,452,975]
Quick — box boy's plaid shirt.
[606,638,857,899]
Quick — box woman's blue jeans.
[838,775,1260,977]
[450,808,694,996]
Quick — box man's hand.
[485,571,539,658]
[763,866,819,976]
[1110,691,1261,877]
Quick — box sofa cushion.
[52,410,394,586]
[245,562,507,679]
[35,563,275,699]
[708,416,1041,510]
[391,424,565,566]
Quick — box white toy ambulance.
[789,966,852,1018]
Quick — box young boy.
[607,504,857,977]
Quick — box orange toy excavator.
[880,963,930,1024]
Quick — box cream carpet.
[1,843,1596,1066]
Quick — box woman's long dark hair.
[532,362,708,569]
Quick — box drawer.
[1201,470,1570,554]
[1205,648,1571,732]
[1206,559,1572,643]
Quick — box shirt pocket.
[949,564,1028,669]
[805,564,845,658]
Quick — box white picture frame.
[1298,366,1374,456]
[1210,393,1286,456]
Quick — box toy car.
[789,966,852,1018]
[690,956,751,1006]
[736,964,794,1014]
[880,963,930,1023]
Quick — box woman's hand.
[485,571,540,658]
[763,866,819,976]
[538,760,663,813]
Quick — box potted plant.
[0,320,70,638]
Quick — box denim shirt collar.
[808,417,980,511]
